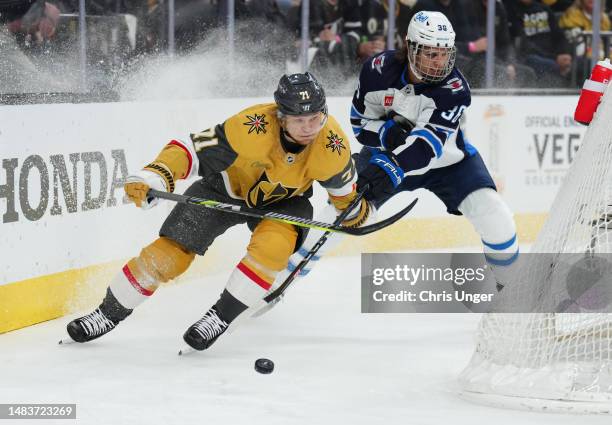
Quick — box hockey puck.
[254,358,274,374]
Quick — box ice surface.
[1,254,609,425]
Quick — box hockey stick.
[147,189,417,236]
[259,188,368,309]
[252,192,419,317]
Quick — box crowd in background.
[1,0,612,96]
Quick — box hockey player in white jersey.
[355,10,518,285]
[267,11,518,306]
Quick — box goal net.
[458,83,612,414]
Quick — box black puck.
[254,358,274,374]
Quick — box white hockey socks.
[108,264,155,310]
[458,188,519,289]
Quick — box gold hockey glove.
[330,192,373,228]
[124,143,190,209]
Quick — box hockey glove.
[329,191,375,228]
[340,198,374,228]
[124,165,173,209]
[387,111,415,131]
[379,112,415,151]
[357,152,405,201]
[379,120,406,151]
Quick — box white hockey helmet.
[406,11,456,83]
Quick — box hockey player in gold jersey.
[64,73,370,351]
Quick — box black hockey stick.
[256,187,370,312]
[147,189,417,236]
[252,192,419,316]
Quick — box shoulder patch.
[371,54,386,75]
[325,131,347,156]
[243,113,269,135]
[442,77,465,94]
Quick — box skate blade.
[251,295,284,318]
[178,346,198,356]
[250,300,278,318]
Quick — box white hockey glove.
[124,168,169,209]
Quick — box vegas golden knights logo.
[246,171,297,207]
[243,113,269,135]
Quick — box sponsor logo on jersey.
[384,95,394,107]
[443,77,464,93]
[243,113,269,135]
[325,131,347,155]
[251,160,271,169]
[372,54,385,74]
[247,171,297,207]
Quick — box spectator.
[541,0,574,12]
[171,0,227,52]
[358,0,413,62]
[287,0,363,82]
[238,0,294,65]
[62,0,167,55]
[0,0,63,93]
[461,0,537,88]
[3,0,60,46]
[559,0,611,60]
[132,1,166,54]
[513,0,573,87]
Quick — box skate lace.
[81,309,115,337]
[192,309,228,340]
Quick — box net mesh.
[459,83,612,410]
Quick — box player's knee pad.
[247,220,298,272]
[458,188,518,264]
[134,236,196,284]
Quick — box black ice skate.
[181,307,229,354]
[60,288,132,344]
[65,308,119,343]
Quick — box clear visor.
[408,43,456,83]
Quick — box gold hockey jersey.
[174,103,357,208]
